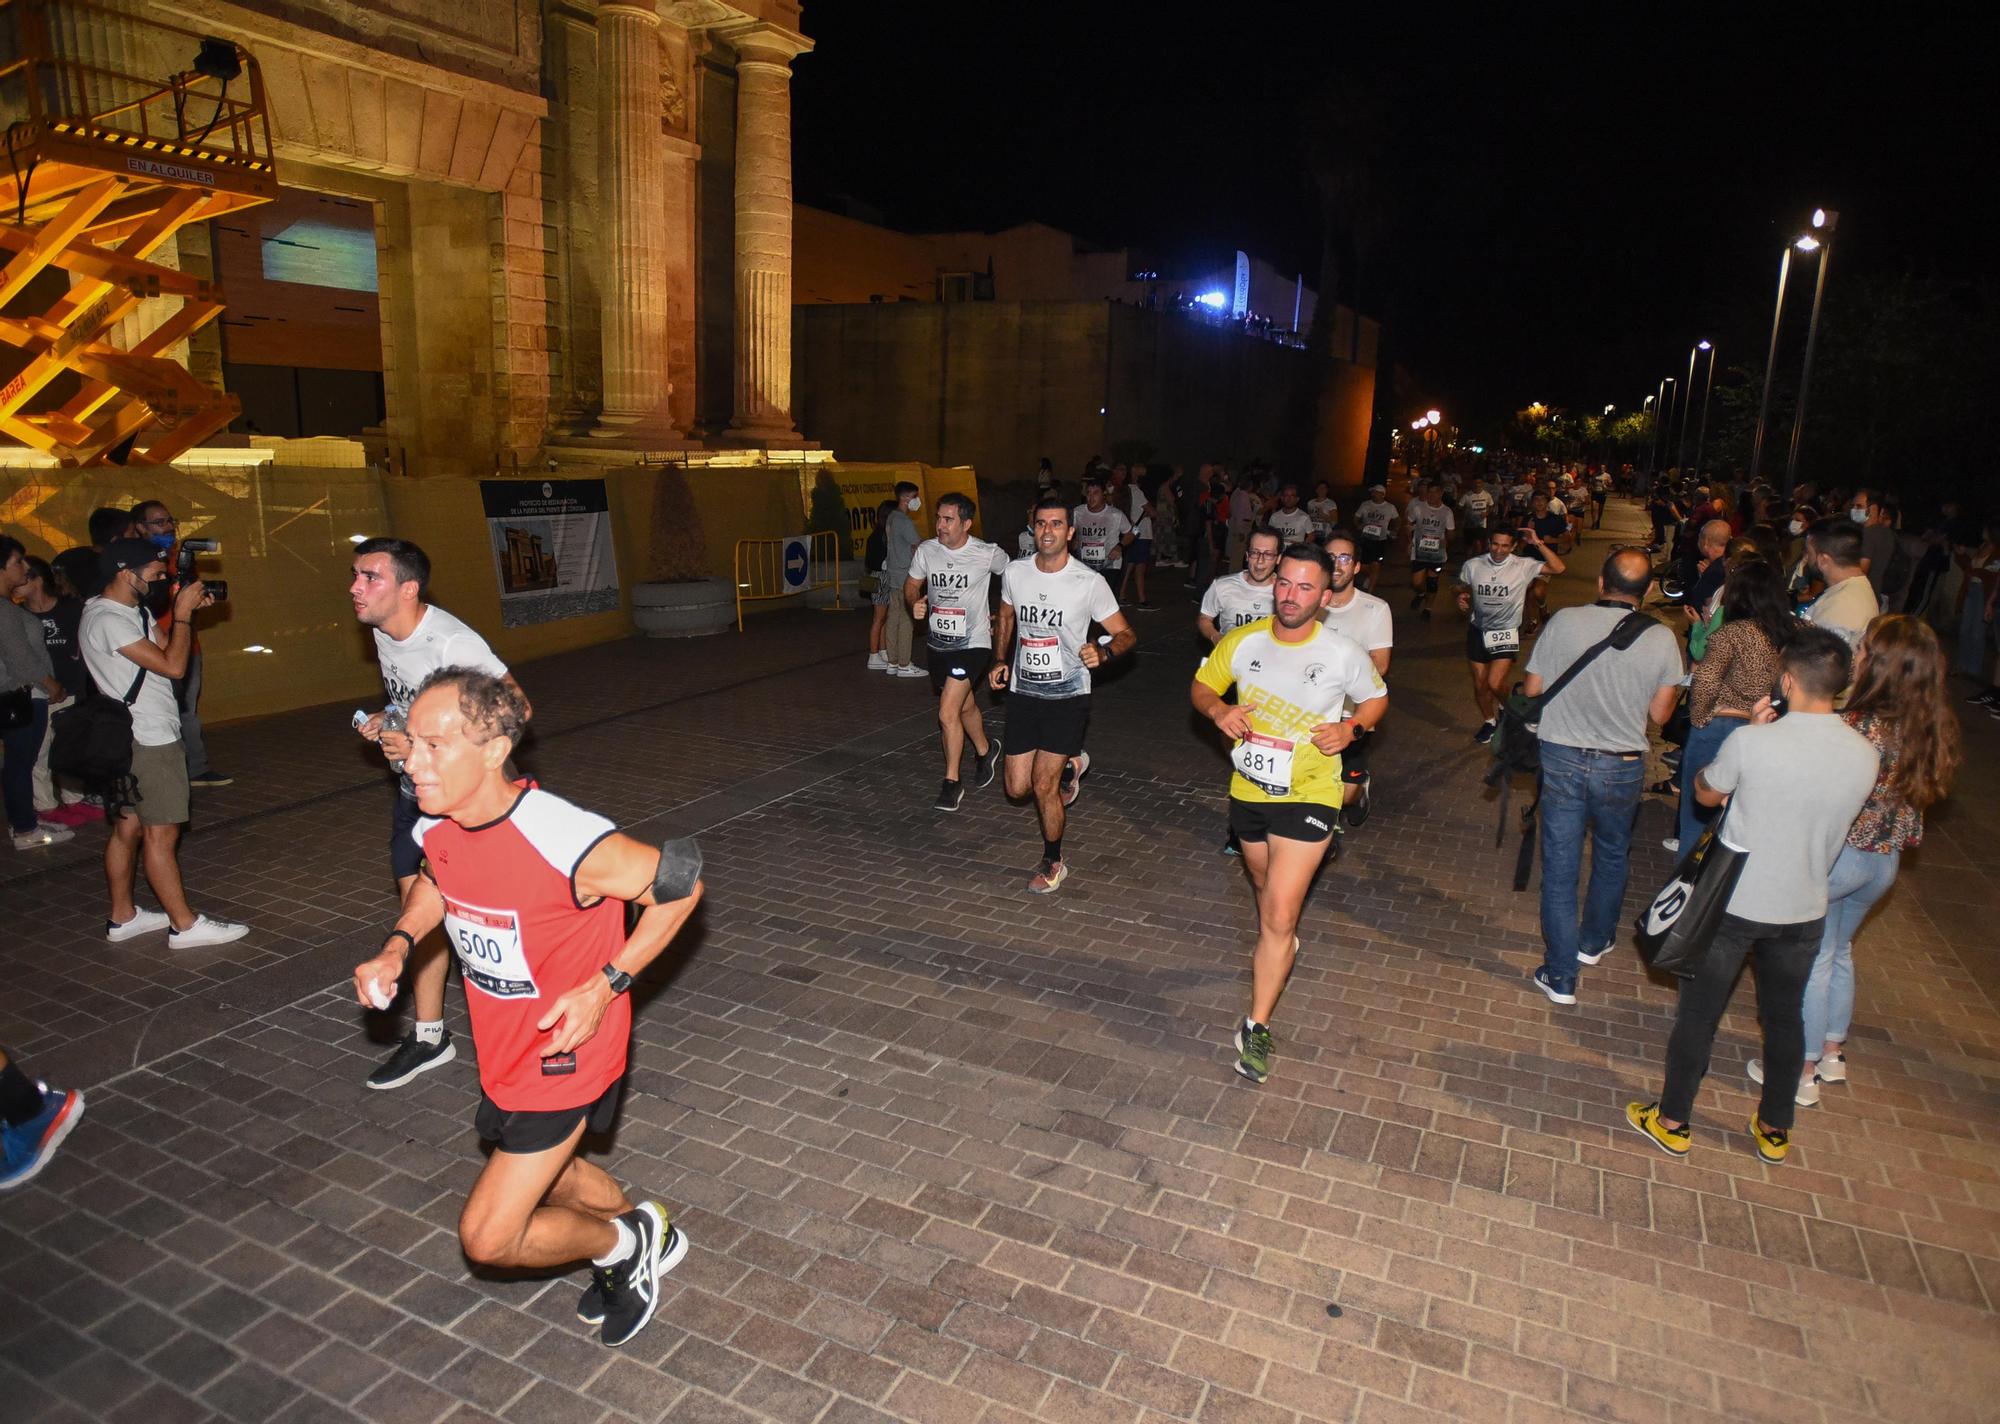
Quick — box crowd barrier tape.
[733,529,842,631]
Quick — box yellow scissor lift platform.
[0,0,275,465]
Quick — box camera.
[177,538,227,602]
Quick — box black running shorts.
[1229,797,1338,845]
[1002,693,1091,758]
[475,1079,624,1155]
[928,644,993,694]
[390,784,423,880]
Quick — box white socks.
[594,1218,637,1267]
[413,1020,445,1047]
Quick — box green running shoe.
[1234,1020,1273,1084]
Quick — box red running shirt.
[414,787,629,1111]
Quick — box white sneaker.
[12,824,73,850]
[1746,1058,1819,1106]
[865,651,889,669]
[1816,1053,1847,1084]
[168,914,250,949]
[107,908,173,942]
[891,664,927,678]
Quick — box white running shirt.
[1200,572,1276,636]
[907,536,1010,650]
[1406,502,1455,563]
[1268,507,1314,546]
[1001,555,1120,699]
[1354,499,1399,542]
[1071,505,1132,571]
[374,604,509,713]
[1319,587,1394,653]
[1458,553,1541,631]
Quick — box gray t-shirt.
[1525,604,1684,753]
[1700,713,1878,923]
[884,510,921,578]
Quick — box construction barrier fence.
[733,529,842,631]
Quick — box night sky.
[791,2,1985,432]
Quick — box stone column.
[592,0,672,436]
[727,26,810,439]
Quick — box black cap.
[99,538,162,579]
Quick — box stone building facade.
[125,0,812,474]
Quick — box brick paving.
[4,499,1998,1424]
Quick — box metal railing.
[733,531,842,632]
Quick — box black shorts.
[390,784,423,879]
[1229,797,1338,845]
[475,1078,623,1155]
[928,644,993,694]
[1358,536,1390,564]
[1466,625,1523,664]
[1002,693,1090,758]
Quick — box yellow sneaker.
[1625,1101,1690,1158]
[1748,1114,1790,1164]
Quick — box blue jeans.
[1802,843,1900,1059]
[1955,590,1991,680]
[1676,716,1743,851]
[1537,742,1646,983]
[2,697,49,834]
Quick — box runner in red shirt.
[351,668,702,1348]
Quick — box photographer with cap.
[78,538,248,949]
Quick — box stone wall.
[794,301,1376,490]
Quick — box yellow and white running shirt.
[1195,619,1386,806]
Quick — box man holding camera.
[133,500,232,788]
[79,540,248,948]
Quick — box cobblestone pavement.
[5,500,1997,1424]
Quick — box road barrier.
[733,530,843,631]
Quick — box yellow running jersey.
[1195,618,1387,806]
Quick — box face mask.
[139,575,171,616]
[1850,508,1867,523]
[1489,551,1509,565]
[147,532,175,554]
[1788,518,1805,536]
[905,497,921,513]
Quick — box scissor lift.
[0,0,274,465]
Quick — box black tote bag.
[1635,805,1749,976]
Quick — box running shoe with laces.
[933,780,965,812]
[1234,1019,1274,1084]
[1815,1052,1847,1084]
[972,746,998,789]
[11,824,73,850]
[1748,1114,1790,1164]
[1473,720,1496,745]
[167,914,248,949]
[599,1202,685,1347]
[1059,751,1090,807]
[1341,772,1371,828]
[1625,1101,1690,1158]
[106,907,172,943]
[579,1205,689,1325]
[187,769,235,788]
[1530,966,1577,1005]
[1747,1058,1819,1107]
[366,1030,457,1090]
[1027,859,1068,894]
[1,1084,83,1191]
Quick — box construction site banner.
[805,463,983,562]
[480,478,621,627]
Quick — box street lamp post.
[1659,377,1677,472]
[1784,209,1839,494]
[1692,341,1716,480]
[1647,381,1667,473]
[1675,341,1705,475]
[1749,245,1793,484]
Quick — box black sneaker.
[600,1203,687,1347]
[1473,720,1496,745]
[366,1030,456,1090]
[187,769,234,788]
[934,779,965,812]
[972,747,998,789]
[1342,773,1371,828]
[1964,688,1998,706]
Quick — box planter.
[631,578,734,638]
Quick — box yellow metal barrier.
[733,530,843,631]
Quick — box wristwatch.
[600,964,633,995]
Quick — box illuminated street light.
[1195,291,1228,309]
[1677,340,1712,474]
[1785,211,1838,491]
[1425,409,1441,425]
[1794,235,1821,253]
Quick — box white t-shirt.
[1806,574,1878,650]
[1200,572,1276,637]
[1458,553,1542,631]
[374,604,510,713]
[1268,508,1314,546]
[1406,502,1455,562]
[907,536,1010,650]
[1071,505,1132,571]
[1319,587,1394,653]
[1001,555,1120,698]
[1306,497,1338,535]
[1459,488,1494,526]
[80,598,181,746]
[1354,500,1398,542]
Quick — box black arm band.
[383,929,416,956]
[654,836,702,902]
